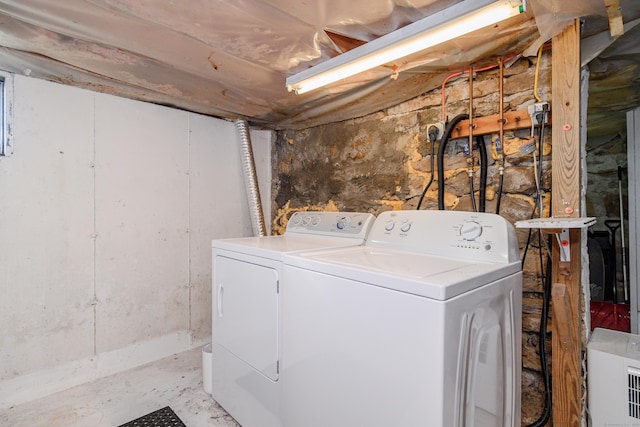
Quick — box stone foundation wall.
[273,52,552,424]
[585,126,628,300]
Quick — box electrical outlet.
[427,122,445,141]
[527,102,550,125]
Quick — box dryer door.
[214,255,279,380]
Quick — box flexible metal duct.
[235,119,267,237]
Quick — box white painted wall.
[0,74,272,408]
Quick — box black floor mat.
[119,406,187,427]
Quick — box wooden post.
[551,20,583,426]
[550,228,582,426]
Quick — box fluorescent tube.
[286,0,525,94]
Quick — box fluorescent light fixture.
[286,0,525,94]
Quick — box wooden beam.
[551,20,583,426]
[324,30,367,53]
[604,0,624,39]
[551,228,583,426]
[448,108,541,139]
[552,21,581,219]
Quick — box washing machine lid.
[212,211,375,261]
[283,246,521,300]
[213,234,369,261]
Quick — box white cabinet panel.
[214,256,279,380]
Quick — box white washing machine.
[281,210,522,427]
[211,211,375,427]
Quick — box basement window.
[0,70,14,156]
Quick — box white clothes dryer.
[281,210,522,427]
[211,211,375,427]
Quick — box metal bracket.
[554,228,571,262]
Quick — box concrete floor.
[0,348,240,427]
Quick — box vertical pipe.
[235,119,267,237]
[496,59,505,215]
[468,67,476,212]
[468,67,474,157]
[499,59,505,146]
[619,165,629,302]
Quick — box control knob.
[336,216,350,230]
[460,221,483,241]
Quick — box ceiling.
[0,0,638,130]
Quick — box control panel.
[368,210,520,264]
[286,211,375,239]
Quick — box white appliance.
[211,211,375,427]
[588,327,640,426]
[281,209,522,427]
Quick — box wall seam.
[92,95,97,357]
[187,114,192,344]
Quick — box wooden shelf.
[515,217,595,262]
[515,217,596,230]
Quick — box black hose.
[526,247,553,427]
[476,135,487,212]
[538,112,545,187]
[496,173,504,214]
[469,172,477,212]
[536,108,548,216]
[521,195,539,269]
[524,107,553,427]
[417,126,439,210]
[495,136,505,215]
[438,114,469,210]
